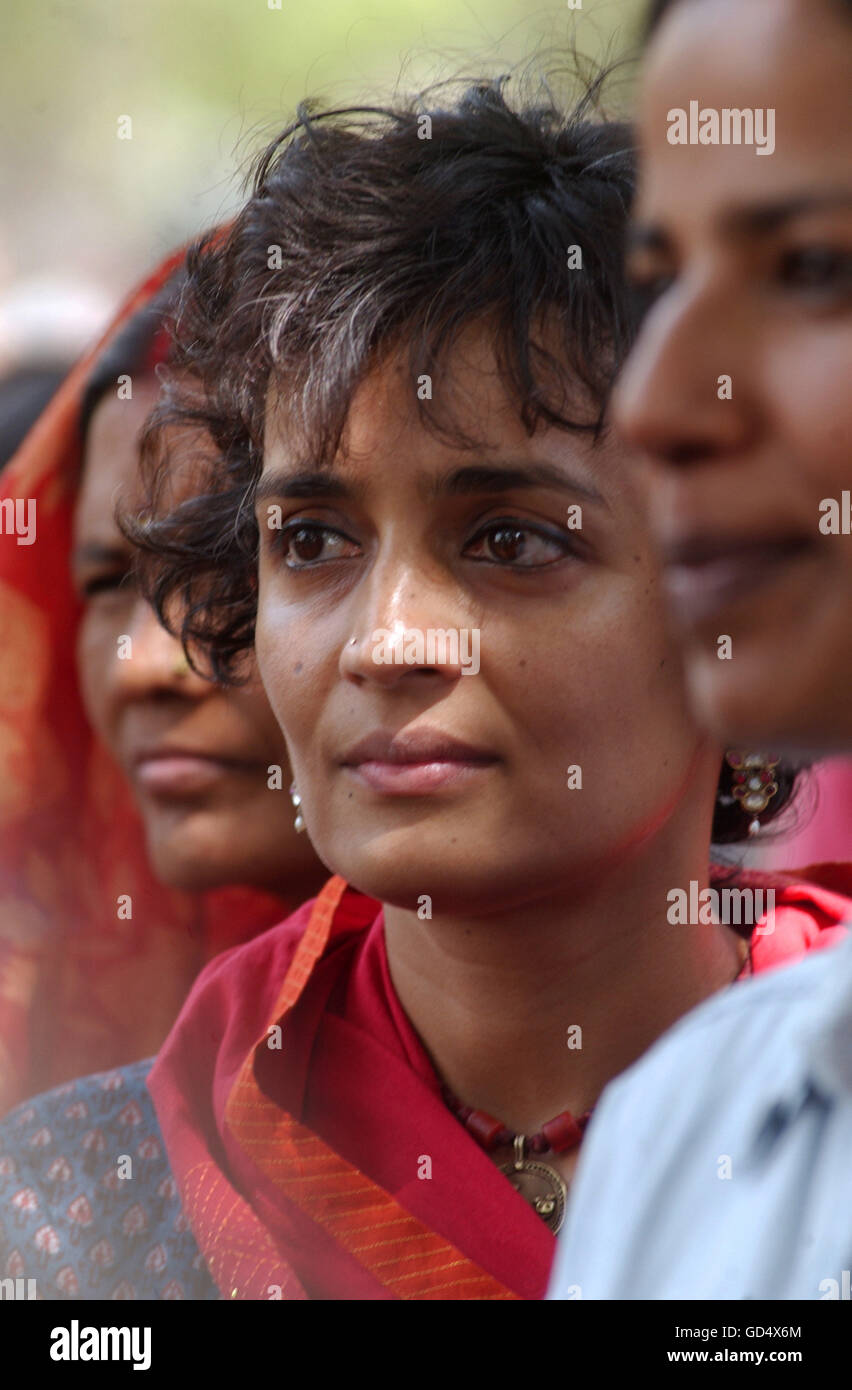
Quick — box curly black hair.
[127,77,638,672]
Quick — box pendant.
[499,1135,568,1235]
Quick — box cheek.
[232,688,289,755]
[75,612,116,739]
[255,597,323,747]
[767,330,852,497]
[497,577,687,756]
[498,603,701,854]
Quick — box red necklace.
[442,1085,594,1235]
[441,950,751,1234]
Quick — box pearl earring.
[289,781,306,834]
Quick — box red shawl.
[149,868,852,1301]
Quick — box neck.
[382,832,743,1133]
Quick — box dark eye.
[628,273,675,322]
[80,571,132,600]
[277,522,359,568]
[465,520,576,569]
[778,246,852,295]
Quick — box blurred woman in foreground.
[550,0,852,1301]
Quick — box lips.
[131,746,264,796]
[661,534,816,627]
[340,727,499,795]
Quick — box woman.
[0,255,324,1117]
[549,0,852,1299]
[614,0,852,756]
[0,79,847,1302]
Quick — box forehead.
[263,318,599,474]
[638,0,852,224]
[75,380,161,537]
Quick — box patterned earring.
[725,752,780,836]
[289,782,306,834]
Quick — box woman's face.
[615,0,852,753]
[255,327,722,915]
[73,378,323,897]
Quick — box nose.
[340,550,475,687]
[614,273,759,468]
[111,596,211,702]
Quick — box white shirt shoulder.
[549,935,852,1301]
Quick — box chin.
[147,847,233,894]
[144,816,245,893]
[316,822,540,917]
[687,649,852,759]
[319,838,447,910]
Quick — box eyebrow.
[629,190,852,253]
[254,470,357,505]
[254,461,607,509]
[431,462,606,506]
[722,191,852,237]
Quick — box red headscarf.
[0,250,287,1116]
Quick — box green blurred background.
[1,0,644,355]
